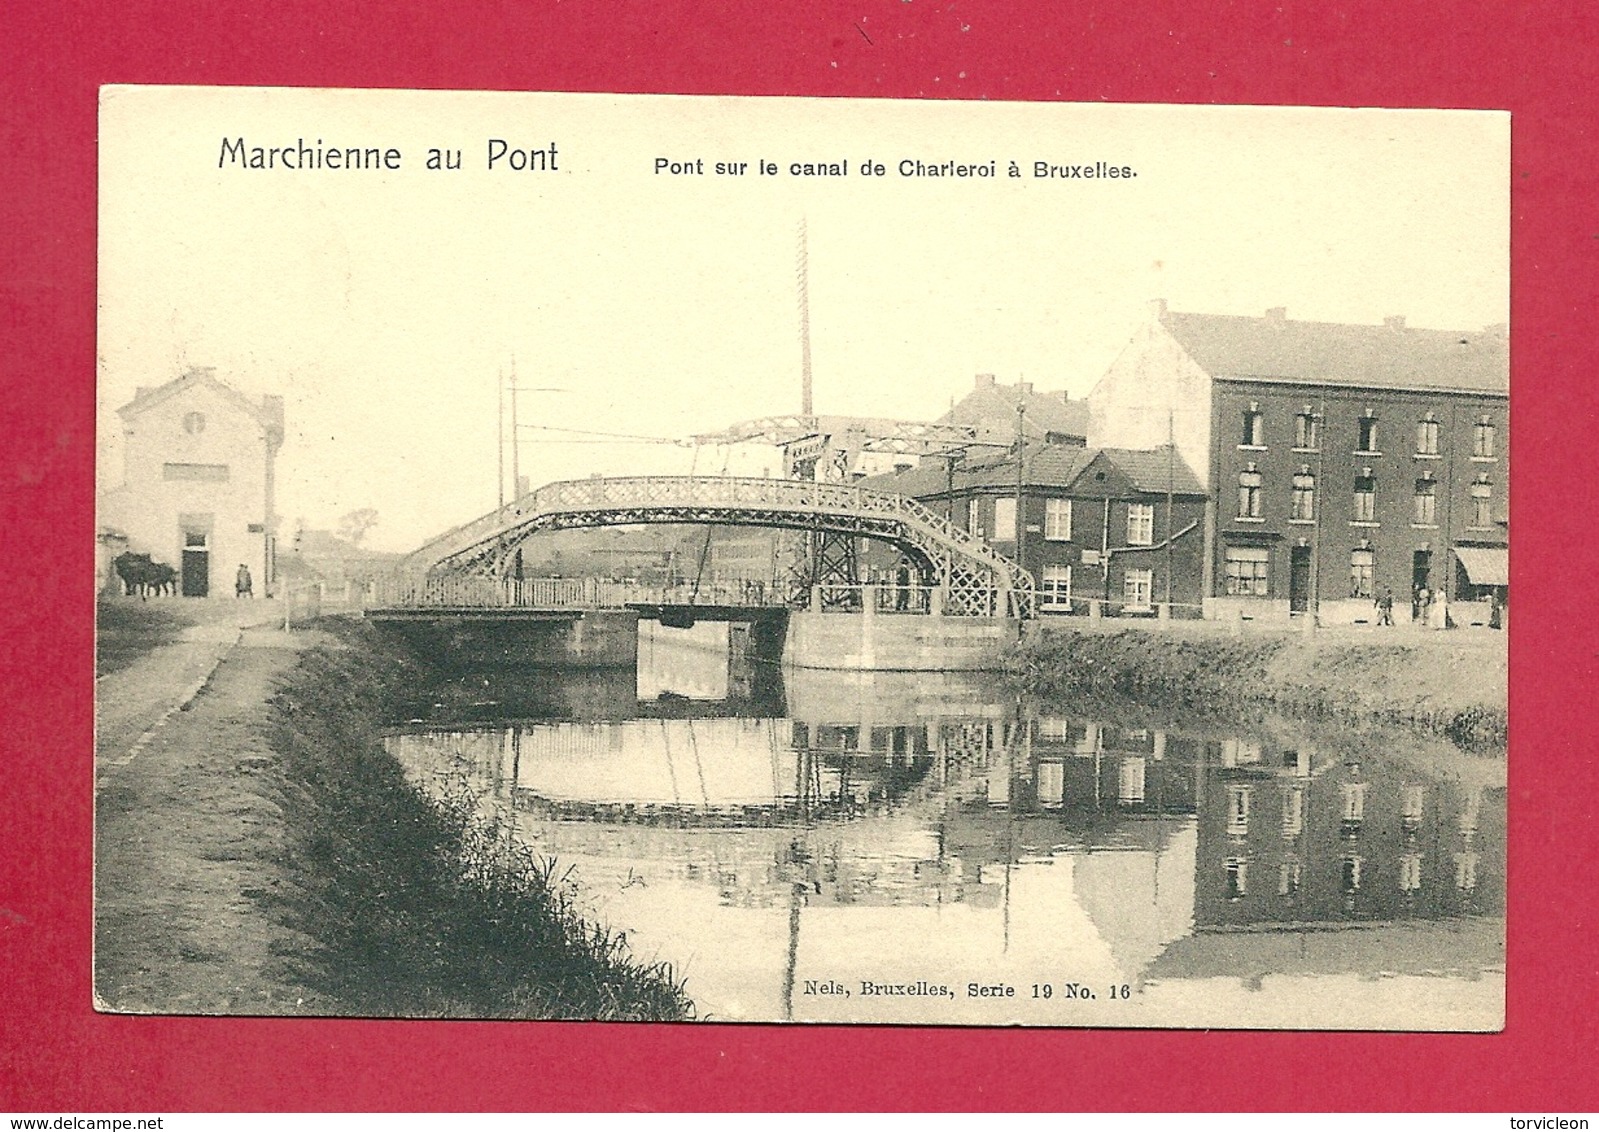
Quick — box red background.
[3,1,1594,1112]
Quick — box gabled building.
[99,366,284,598]
[861,441,1207,615]
[1088,303,1509,624]
[940,373,1089,446]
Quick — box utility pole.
[510,355,520,501]
[496,366,505,580]
[797,218,813,417]
[1165,408,1175,608]
[1014,396,1027,584]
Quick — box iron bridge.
[390,475,1034,618]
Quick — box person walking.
[235,563,253,599]
[1376,586,1395,626]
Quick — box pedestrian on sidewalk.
[1376,587,1395,626]
[235,563,253,599]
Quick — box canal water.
[386,622,1505,1029]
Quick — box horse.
[113,552,179,599]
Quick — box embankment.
[262,619,694,1020]
[1002,627,1507,749]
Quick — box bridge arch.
[403,476,1034,617]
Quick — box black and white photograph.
[94,88,1508,1028]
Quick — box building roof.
[858,442,1204,499]
[1159,308,1508,395]
[118,366,286,439]
[939,374,1090,441]
[1096,446,1207,495]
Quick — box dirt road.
[94,602,328,1014]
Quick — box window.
[1224,547,1270,596]
[1282,786,1304,837]
[1357,414,1380,453]
[1126,502,1154,545]
[966,497,981,535]
[1278,859,1302,896]
[1036,762,1065,807]
[1473,419,1496,458]
[1224,858,1249,900]
[1226,785,1252,835]
[1454,851,1479,891]
[182,411,206,434]
[1044,497,1073,540]
[1402,784,1425,824]
[1237,467,1263,519]
[1471,475,1493,527]
[992,497,1017,541]
[1123,568,1153,610]
[1341,782,1368,823]
[1415,416,1440,455]
[1290,470,1316,521]
[1353,474,1377,522]
[1341,855,1364,893]
[1413,477,1437,526]
[1349,548,1375,598]
[183,530,209,549]
[1118,757,1146,805]
[1241,406,1265,446]
[1399,853,1424,892]
[1040,564,1072,610]
[1294,411,1319,450]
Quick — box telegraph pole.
[1165,408,1175,607]
[510,355,521,500]
[797,218,813,417]
[496,367,505,580]
[1014,396,1027,580]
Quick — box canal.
[385,621,1505,1029]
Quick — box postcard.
[94,87,1507,1028]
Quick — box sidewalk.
[95,599,284,769]
[94,599,334,1013]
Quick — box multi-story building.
[1088,303,1509,624]
[861,441,1208,615]
[939,373,1088,447]
[99,366,284,598]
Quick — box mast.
[797,218,813,417]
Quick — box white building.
[100,367,284,597]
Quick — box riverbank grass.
[1004,627,1506,749]
[264,621,694,1020]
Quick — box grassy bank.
[263,620,694,1020]
[1002,628,1507,750]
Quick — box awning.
[1455,546,1508,587]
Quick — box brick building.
[861,441,1208,615]
[1088,303,1509,624]
[99,367,284,598]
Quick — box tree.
[336,508,380,546]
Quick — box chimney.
[975,373,996,389]
[1149,298,1168,317]
[1265,307,1288,321]
[1384,315,1407,330]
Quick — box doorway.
[181,531,210,597]
[1412,550,1432,595]
[1289,546,1312,613]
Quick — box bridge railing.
[399,474,1035,619]
[367,572,792,611]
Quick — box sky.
[97,89,1508,551]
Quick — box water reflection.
[387,627,1504,1028]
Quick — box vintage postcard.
[95,87,1507,1028]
